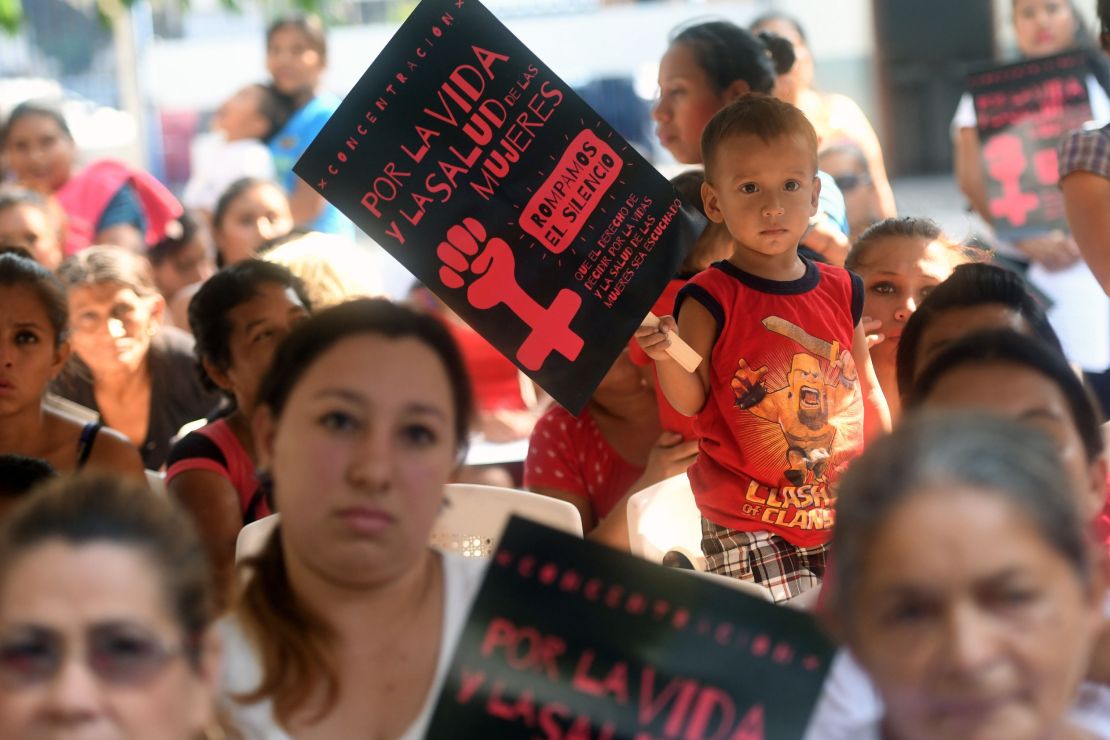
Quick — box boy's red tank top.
[676,258,864,547]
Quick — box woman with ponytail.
[221,298,484,739]
[652,19,852,264]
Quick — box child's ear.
[701,181,725,224]
[809,173,822,216]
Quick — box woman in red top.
[525,349,697,550]
[166,260,309,602]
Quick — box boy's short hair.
[701,94,818,181]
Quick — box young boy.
[636,94,889,601]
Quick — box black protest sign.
[295,0,702,413]
[427,517,835,739]
[968,51,1093,239]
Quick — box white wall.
[146,0,876,111]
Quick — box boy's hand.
[634,315,679,362]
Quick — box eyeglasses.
[832,172,872,193]
[0,622,190,688]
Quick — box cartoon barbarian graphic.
[731,317,858,486]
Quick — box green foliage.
[0,0,21,34]
[0,0,337,34]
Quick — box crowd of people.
[0,0,1109,737]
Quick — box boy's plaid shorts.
[701,518,827,603]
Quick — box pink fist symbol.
[437,218,584,371]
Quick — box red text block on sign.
[521,129,623,254]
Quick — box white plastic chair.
[144,469,165,496]
[626,472,706,571]
[236,514,279,563]
[682,567,776,602]
[234,485,584,563]
[431,483,583,558]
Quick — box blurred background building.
[2,0,1102,238]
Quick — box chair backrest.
[236,513,280,563]
[144,469,165,496]
[431,484,583,558]
[234,486,584,564]
[626,472,705,571]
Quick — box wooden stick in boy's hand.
[637,312,702,373]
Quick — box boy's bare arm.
[851,322,892,439]
[634,301,716,416]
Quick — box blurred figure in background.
[212,177,294,267]
[261,231,385,309]
[183,82,293,221]
[819,142,886,241]
[54,247,220,470]
[1,101,182,256]
[265,14,350,236]
[0,187,63,270]
[149,212,217,331]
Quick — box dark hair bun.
[757,31,796,76]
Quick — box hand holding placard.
[293,0,702,413]
[438,217,585,370]
[639,313,701,373]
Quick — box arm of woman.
[168,470,245,603]
[530,433,698,551]
[1061,171,1110,295]
[587,434,699,551]
[288,178,327,228]
[954,126,992,222]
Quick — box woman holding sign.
[221,299,486,739]
[822,413,1107,740]
[952,0,1110,270]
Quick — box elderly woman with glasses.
[0,474,222,739]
